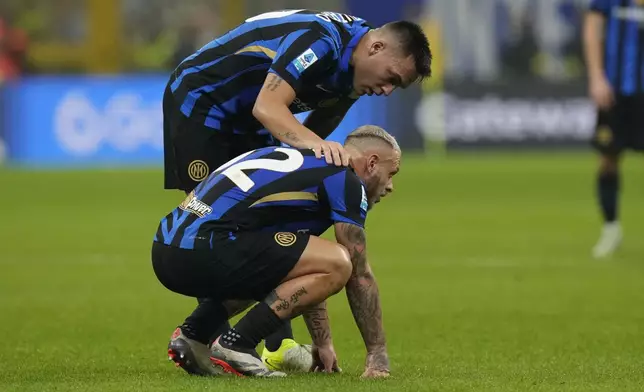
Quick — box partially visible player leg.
[591,100,628,258]
[176,298,229,345]
[152,242,228,376]
[597,95,644,257]
[168,299,253,376]
[208,299,252,343]
[211,236,352,377]
[264,323,294,352]
[593,153,622,258]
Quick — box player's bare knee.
[337,245,353,279]
[329,246,352,292]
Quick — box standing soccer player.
[162,9,432,373]
[583,0,644,258]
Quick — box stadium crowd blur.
[0,7,27,81]
[0,0,587,82]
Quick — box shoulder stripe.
[235,45,277,59]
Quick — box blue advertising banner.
[3,75,390,167]
[5,75,166,166]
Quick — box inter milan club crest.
[188,160,209,182]
[274,232,296,246]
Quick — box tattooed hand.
[362,348,390,377]
[311,345,341,373]
[361,367,390,379]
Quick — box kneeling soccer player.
[152,125,399,377]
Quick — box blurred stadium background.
[2,1,644,391]
[0,0,596,162]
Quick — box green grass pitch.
[1,151,643,391]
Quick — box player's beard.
[365,177,380,210]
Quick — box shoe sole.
[210,350,286,378]
[210,357,245,377]
[168,339,226,376]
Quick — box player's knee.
[328,245,352,293]
[337,245,353,279]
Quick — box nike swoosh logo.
[263,357,280,370]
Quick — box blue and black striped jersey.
[155,147,369,250]
[589,0,644,95]
[170,9,372,135]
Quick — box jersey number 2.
[214,148,304,192]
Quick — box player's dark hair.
[382,20,432,81]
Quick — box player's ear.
[369,40,385,56]
[367,154,379,173]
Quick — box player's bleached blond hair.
[345,125,401,153]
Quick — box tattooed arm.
[253,73,350,166]
[303,301,341,372]
[303,301,332,347]
[253,73,325,148]
[334,222,390,376]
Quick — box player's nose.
[385,180,394,193]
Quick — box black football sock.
[264,322,294,351]
[598,171,619,223]
[219,302,284,351]
[210,320,232,345]
[181,298,229,345]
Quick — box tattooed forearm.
[340,223,367,274]
[346,274,387,352]
[277,130,301,143]
[335,223,387,355]
[266,74,283,91]
[303,302,332,346]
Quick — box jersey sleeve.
[268,24,341,92]
[588,0,610,15]
[320,169,367,228]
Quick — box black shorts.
[163,81,276,192]
[151,231,310,301]
[592,95,644,155]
